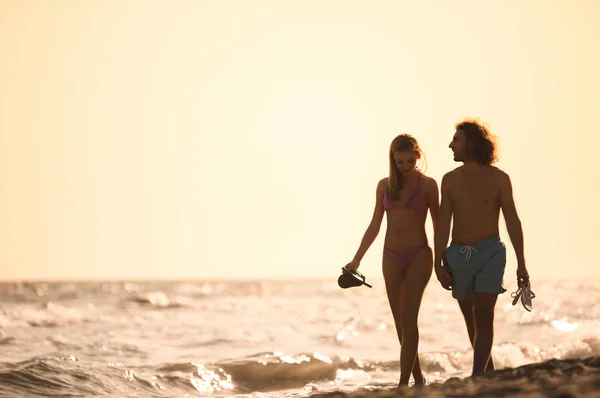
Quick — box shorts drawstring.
[460,245,478,261]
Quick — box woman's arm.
[428,177,440,232]
[346,179,387,269]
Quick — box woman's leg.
[398,247,433,386]
[382,253,426,385]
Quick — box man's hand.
[517,264,529,288]
[435,257,453,290]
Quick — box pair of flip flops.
[338,267,372,289]
[511,283,536,312]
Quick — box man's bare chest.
[450,180,500,208]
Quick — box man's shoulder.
[487,166,510,181]
[441,167,462,182]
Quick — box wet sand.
[310,356,600,398]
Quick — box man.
[434,119,530,376]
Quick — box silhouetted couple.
[345,119,530,386]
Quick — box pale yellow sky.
[1,0,598,280]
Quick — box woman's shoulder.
[420,174,439,190]
[377,177,389,194]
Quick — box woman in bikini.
[345,134,439,387]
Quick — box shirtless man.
[434,119,530,376]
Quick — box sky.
[1,0,599,281]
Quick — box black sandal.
[338,267,373,289]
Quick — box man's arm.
[498,172,529,284]
[434,173,453,289]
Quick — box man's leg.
[458,300,495,371]
[470,239,506,374]
[472,293,498,376]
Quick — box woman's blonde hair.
[387,134,426,200]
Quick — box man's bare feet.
[413,374,427,387]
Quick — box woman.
[345,134,439,387]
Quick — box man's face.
[449,129,468,162]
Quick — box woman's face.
[393,150,418,174]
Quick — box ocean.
[0,277,598,397]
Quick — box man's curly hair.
[456,119,499,165]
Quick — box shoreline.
[309,356,600,397]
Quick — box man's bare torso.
[446,166,503,244]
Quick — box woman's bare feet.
[397,374,426,389]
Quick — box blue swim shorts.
[445,236,507,300]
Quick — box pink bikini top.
[383,173,427,212]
